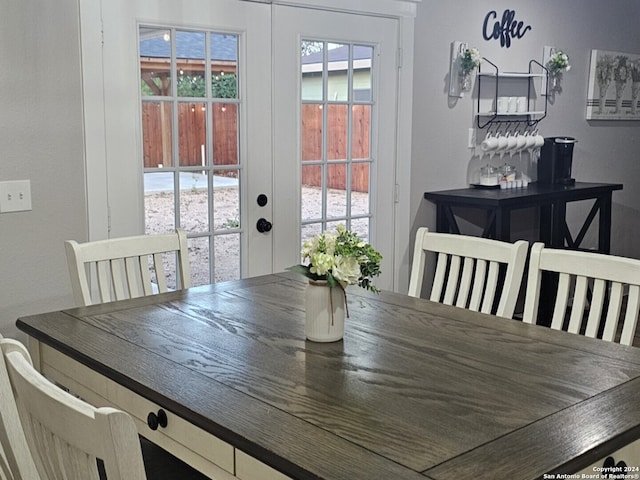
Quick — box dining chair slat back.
[523,242,640,346]
[0,338,147,480]
[65,229,191,306]
[0,335,40,480]
[408,228,528,319]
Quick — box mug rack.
[476,57,549,129]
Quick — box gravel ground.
[145,186,369,286]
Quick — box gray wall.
[411,0,640,257]
[0,0,86,340]
[2,0,640,337]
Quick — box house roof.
[302,44,373,65]
[139,30,237,62]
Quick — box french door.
[81,0,400,290]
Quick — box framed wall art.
[586,49,640,120]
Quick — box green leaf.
[286,265,312,277]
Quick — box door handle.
[256,218,272,233]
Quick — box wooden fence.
[142,102,370,192]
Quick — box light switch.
[0,180,32,213]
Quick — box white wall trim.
[240,0,420,18]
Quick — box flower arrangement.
[288,224,382,293]
[547,50,571,75]
[631,59,640,83]
[460,47,482,76]
[614,55,630,85]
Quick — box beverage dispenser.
[538,137,577,185]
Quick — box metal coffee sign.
[483,10,532,48]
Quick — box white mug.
[534,133,545,148]
[481,132,498,151]
[516,132,528,151]
[526,131,537,148]
[506,133,518,152]
[496,133,509,152]
[516,97,528,113]
[496,97,509,114]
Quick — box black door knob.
[257,194,268,207]
[147,409,168,430]
[256,218,272,233]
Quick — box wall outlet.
[0,180,32,213]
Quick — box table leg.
[539,204,552,245]
[494,208,510,242]
[598,194,613,254]
[436,204,448,233]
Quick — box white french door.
[81,0,273,285]
[273,5,399,290]
[81,0,401,290]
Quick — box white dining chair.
[65,228,191,306]
[408,227,529,319]
[1,337,147,480]
[64,231,208,479]
[0,335,41,480]
[523,242,640,346]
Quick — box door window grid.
[140,26,241,286]
[300,41,373,243]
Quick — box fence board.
[143,102,369,192]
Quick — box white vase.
[304,280,345,342]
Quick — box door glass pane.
[211,34,238,99]
[214,173,240,231]
[301,104,322,162]
[351,218,369,243]
[353,45,373,102]
[301,164,322,221]
[351,163,370,216]
[213,103,238,166]
[139,28,171,97]
[144,175,175,233]
[178,102,207,168]
[301,41,324,101]
[327,163,347,219]
[352,105,370,160]
[142,101,173,169]
[300,39,373,245]
[214,234,240,282]
[327,104,347,161]
[177,31,206,98]
[140,26,242,287]
[179,173,209,233]
[327,43,348,102]
[188,237,210,287]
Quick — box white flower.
[309,252,334,276]
[288,224,382,293]
[332,256,361,287]
[548,50,570,74]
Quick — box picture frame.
[586,49,640,120]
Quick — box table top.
[17,273,640,480]
[424,182,623,207]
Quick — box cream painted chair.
[64,231,207,479]
[0,335,41,480]
[523,242,640,346]
[65,229,191,306]
[408,228,528,319]
[1,337,147,480]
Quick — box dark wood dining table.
[16,272,640,479]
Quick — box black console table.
[424,182,623,324]
[424,182,623,254]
